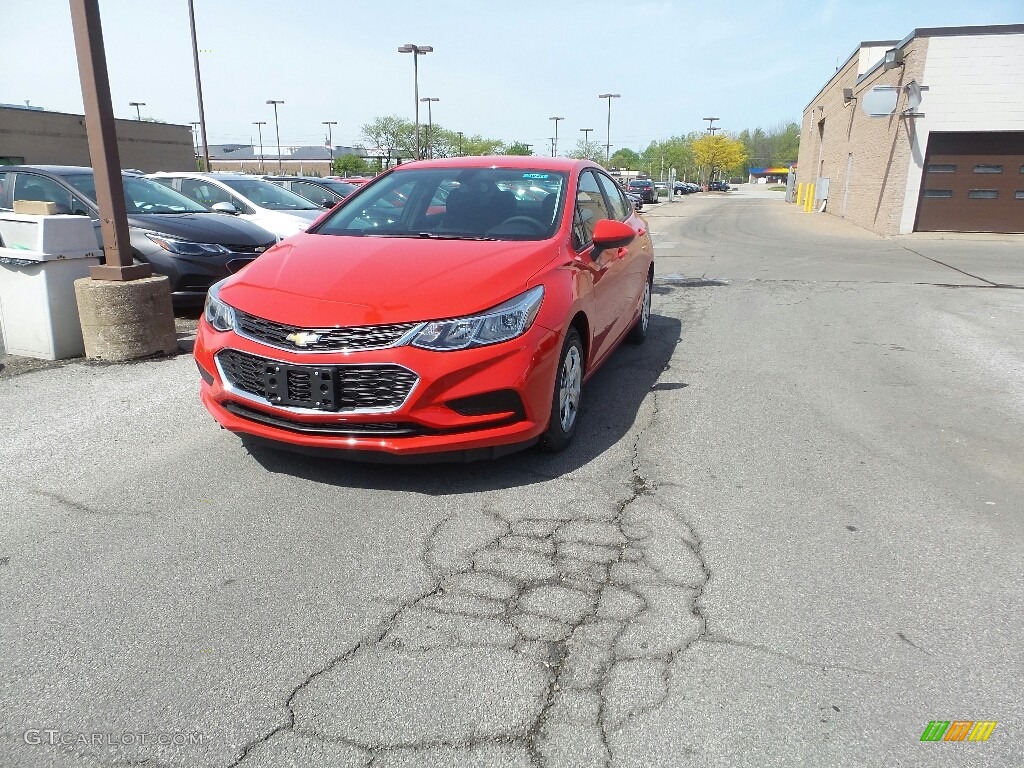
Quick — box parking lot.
[2,190,1022,767]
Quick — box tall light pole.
[457,131,464,156]
[599,93,620,161]
[323,120,337,172]
[253,121,266,173]
[549,116,564,157]
[703,116,720,134]
[420,97,438,159]
[580,127,594,156]
[267,99,284,172]
[129,101,145,121]
[398,43,433,160]
[187,0,210,173]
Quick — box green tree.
[503,141,534,156]
[361,115,413,167]
[608,148,641,170]
[567,139,604,162]
[332,153,369,176]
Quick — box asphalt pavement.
[1,189,1021,767]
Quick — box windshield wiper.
[361,232,497,241]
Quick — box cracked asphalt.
[1,190,1022,767]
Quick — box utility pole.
[253,121,266,173]
[323,120,336,173]
[549,116,564,157]
[187,0,210,172]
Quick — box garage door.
[915,131,1024,234]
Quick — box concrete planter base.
[74,275,177,362]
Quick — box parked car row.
[0,167,379,303]
[0,166,279,302]
[674,181,701,194]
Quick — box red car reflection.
[194,156,655,461]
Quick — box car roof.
[2,165,94,175]
[392,155,592,173]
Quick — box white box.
[0,214,101,360]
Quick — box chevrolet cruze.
[195,156,655,461]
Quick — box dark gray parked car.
[0,166,278,303]
[263,176,358,208]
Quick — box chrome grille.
[217,349,417,412]
[234,310,420,352]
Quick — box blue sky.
[2,0,1020,153]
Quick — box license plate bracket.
[263,363,338,410]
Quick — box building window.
[967,190,998,199]
[1016,191,1024,200]
[973,164,1002,174]
[927,164,956,173]
[923,189,952,198]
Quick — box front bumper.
[194,318,563,460]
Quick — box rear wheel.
[539,328,584,452]
[627,270,653,344]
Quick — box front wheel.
[539,328,584,452]
[627,270,653,344]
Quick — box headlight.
[411,286,544,351]
[203,281,236,332]
[145,233,231,256]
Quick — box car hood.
[129,213,275,246]
[219,233,558,327]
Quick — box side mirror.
[591,219,636,248]
[321,198,333,208]
[211,202,239,215]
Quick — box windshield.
[628,180,651,188]
[314,167,568,242]
[220,178,320,211]
[64,173,210,214]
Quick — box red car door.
[572,170,633,367]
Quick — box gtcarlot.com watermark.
[24,729,205,750]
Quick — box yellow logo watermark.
[920,721,997,742]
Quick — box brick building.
[796,24,1024,235]
[0,104,194,172]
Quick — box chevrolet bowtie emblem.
[285,331,321,347]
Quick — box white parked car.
[147,172,322,239]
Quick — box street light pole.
[187,0,210,173]
[598,93,620,162]
[253,121,266,173]
[703,116,720,134]
[323,120,337,173]
[267,99,284,172]
[580,128,594,156]
[398,43,433,160]
[457,131,464,156]
[419,98,438,159]
[549,116,564,157]
[129,101,144,121]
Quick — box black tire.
[627,270,653,344]
[538,327,584,452]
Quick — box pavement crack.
[701,634,871,674]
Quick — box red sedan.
[195,156,655,461]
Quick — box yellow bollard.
[805,183,815,212]
[796,183,804,205]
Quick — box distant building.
[796,24,1024,234]
[206,144,403,175]
[0,104,194,171]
